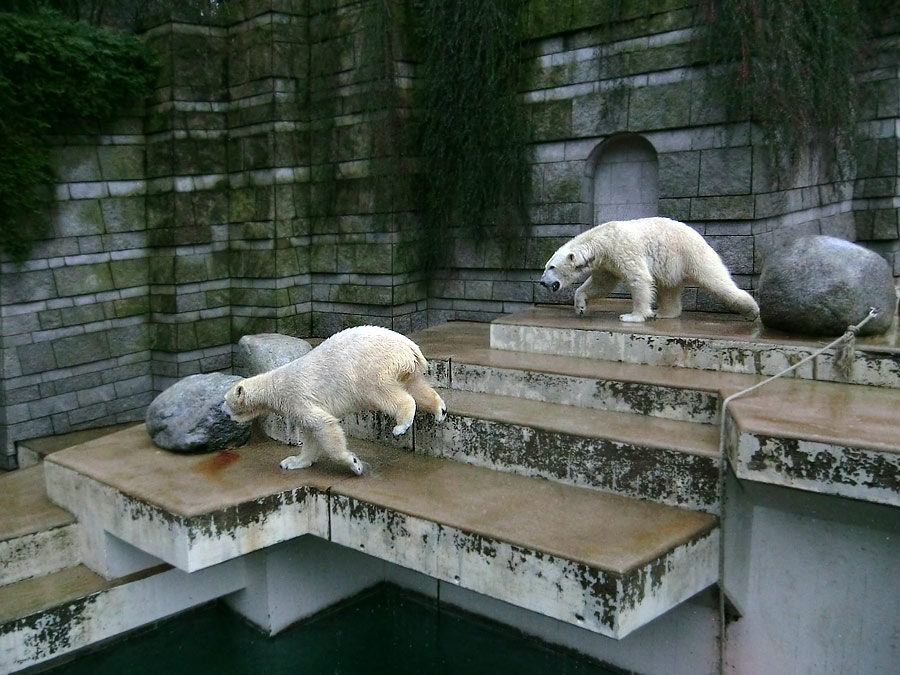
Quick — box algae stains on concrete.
[417,413,719,511]
[736,433,900,506]
[452,361,718,423]
[3,594,98,661]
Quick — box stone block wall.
[0,119,154,466]
[429,0,899,319]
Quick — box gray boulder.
[235,333,313,377]
[759,235,897,336]
[146,373,251,453]
[236,333,314,446]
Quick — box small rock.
[236,333,313,446]
[235,333,313,377]
[759,235,897,336]
[146,373,251,453]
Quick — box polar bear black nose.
[551,281,560,292]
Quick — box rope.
[715,307,879,674]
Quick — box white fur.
[224,326,446,475]
[540,217,759,322]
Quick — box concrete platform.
[44,425,718,639]
[491,302,900,387]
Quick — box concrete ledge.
[0,562,245,673]
[491,303,900,388]
[43,425,719,640]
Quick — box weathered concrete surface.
[0,561,245,673]
[491,303,900,388]
[329,450,719,639]
[0,466,80,586]
[723,376,900,506]
[412,389,721,512]
[451,360,719,424]
[43,425,719,640]
[45,427,334,573]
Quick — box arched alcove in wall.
[585,134,659,225]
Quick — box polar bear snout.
[540,268,562,292]
[540,278,561,292]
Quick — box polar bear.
[224,325,446,476]
[540,217,759,322]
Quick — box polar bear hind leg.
[403,372,447,422]
[655,285,683,319]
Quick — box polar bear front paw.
[348,454,367,476]
[280,455,314,470]
[619,312,651,323]
[434,396,447,423]
[574,294,587,316]
[392,419,413,436]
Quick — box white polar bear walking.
[224,325,446,475]
[540,217,759,323]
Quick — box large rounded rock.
[759,235,897,336]
[146,373,251,453]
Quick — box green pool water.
[49,584,619,675]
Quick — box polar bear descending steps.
[540,217,759,322]
[225,326,446,476]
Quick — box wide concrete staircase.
[3,301,898,673]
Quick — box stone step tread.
[412,321,757,393]
[46,425,717,577]
[17,422,140,461]
[0,565,105,625]
[0,465,75,542]
[493,302,900,354]
[0,563,170,627]
[437,388,721,459]
[414,320,900,454]
[727,378,900,454]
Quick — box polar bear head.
[224,381,263,423]
[540,242,594,293]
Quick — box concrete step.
[16,422,140,469]
[490,303,900,388]
[0,562,245,673]
[347,388,721,512]
[724,377,900,506]
[44,424,719,640]
[412,320,758,425]
[415,389,720,512]
[410,319,900,508]
[0,465,80,586]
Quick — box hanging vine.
[697,0,895,179]
[0,9,158,263]
[415,0,531,267]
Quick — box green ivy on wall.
[698,0,895,179]
[415,0,531,266]
[0,10,157,263]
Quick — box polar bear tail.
[405,340,429,375]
